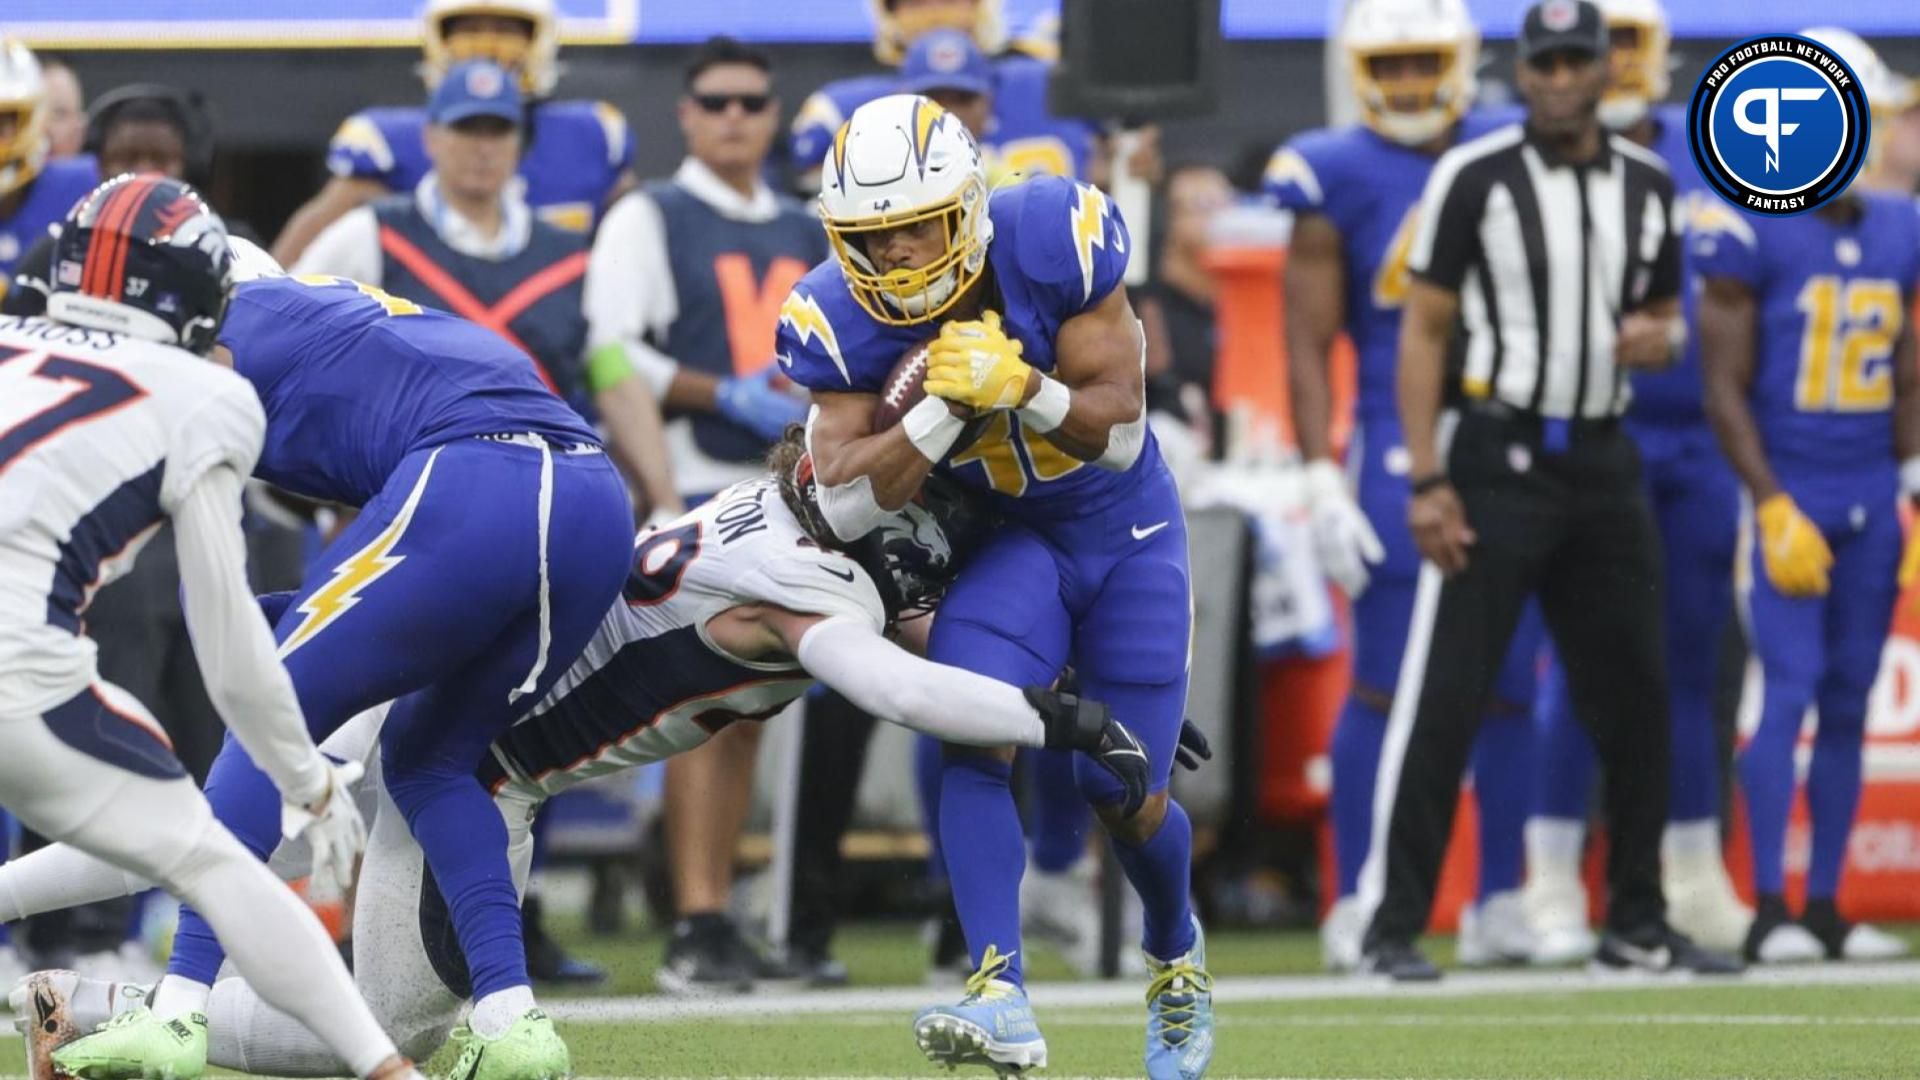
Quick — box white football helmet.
[1341,0,1480,146]
[0,37,49,200]
[870,0,1006,66]
[1597,0,1671,130]
[819,94,994,327]
[421,0,560,96]
[1802,28,1915,118]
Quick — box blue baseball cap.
[900,29,992,98]
[429,60,523,126]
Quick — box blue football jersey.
[1690,192,1920,478]
[776,174,1151,515]
[789,60,1095,182]
[0,157,98,298]
[220,275,599,507]
[326,99,632,233]
[1625,104,1713,423]
[1262,119,1505,421]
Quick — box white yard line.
[540,960,1920,1024]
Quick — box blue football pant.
[169,439,632,1000]
[930,466,1194,986]
[1739,478,1900,899]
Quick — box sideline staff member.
[1357,0,1739,980]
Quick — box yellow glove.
[1756,493,1832,597]
[924,310,1035,412]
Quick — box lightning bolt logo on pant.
[278,447,442,656]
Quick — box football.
[869,338,992,449]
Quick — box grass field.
[5,923,1918,1079]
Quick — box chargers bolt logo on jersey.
[1688,34,1870,216]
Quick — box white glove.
[1302,459,1384,597]
[280,759,367,902]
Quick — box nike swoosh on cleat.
[34,988,57,1035]
[1131,521,1170,541]
[459,1048,485,1080]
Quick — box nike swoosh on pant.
[1132,522,1170,540]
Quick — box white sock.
[150,975,211,1020]
[1525,817,1586,871]
[468,986,536,1039]
[1663,819,1722,861]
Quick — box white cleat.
[1663,848,1753,954]
[1456,890,1536,968]
[1320,895,1365,973]
[1835,923,1910,962]
[1750,922,1825,964]
[1522,863,1596,966]
[1021,858,1103,977]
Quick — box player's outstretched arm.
[806,391,944,540]
[175,465,367,888]
[271,177,390,268]
[770,609,1151,814]
[1891,303,1920,468]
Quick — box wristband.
[1410,472,1450,496]
[1017,374,1071,433]
[1666,318,1689,357]
[903,395,966,463]
[1902,456,1920,500]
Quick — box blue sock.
[1531,652,1597,822]
[1113,799,1197,962]
[940,754,1027,985]
[169,734,283,984]
[915,735,947,880]
[1328,696,1388,897]
[1738,684,1808,896]
[1028,749,1089,874]
[1805,705,1867,899]
[1664,621,1725,824]
[1471,712,1531,899]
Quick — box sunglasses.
[691,92,773,115]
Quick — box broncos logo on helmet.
[47,174,236,356]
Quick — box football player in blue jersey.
[789,0,1098,192]
[778,95,1211,1080]
[1265,0,1544,973]
[0,39,98,307]
[67,262,634,1077]
[1521,0,1753,962]
[1698,29,1920,967]
[272,0,635,266]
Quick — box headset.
[83,83,215,182]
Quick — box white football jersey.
[0,314,265,716]
[483,477,887,798]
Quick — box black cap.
[1518,0,1607,62]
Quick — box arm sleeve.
[173,466,331,807]
[289,207,382,286]
[1406,151,1485,292]
[585,192,680,397]
[795,616,1048,747]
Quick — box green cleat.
[50,1008,206,1080]
[442,1009,572,1080]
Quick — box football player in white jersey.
[0,175,421,1080]
[1,427,1174,1079]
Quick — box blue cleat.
[1143,916,1215,1080]
[912,946,1048,1074]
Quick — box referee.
[1356,0,1740,979]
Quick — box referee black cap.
[1518,0,1607,63]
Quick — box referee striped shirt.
[1408,122,1681,420]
